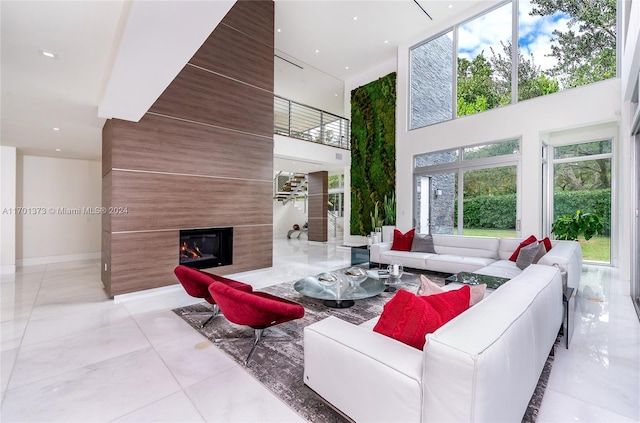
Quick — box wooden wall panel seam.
[185,63,274,95]
[218,22,274,49]
[145,112,274,141]
[112,224,273,235]
[148,65,273,136]
[110,168,272,183]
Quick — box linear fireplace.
[179,227,233,269]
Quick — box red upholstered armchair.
[208,282,305,365]
[173,265,252,327]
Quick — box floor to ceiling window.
[550,140,612,263]
[414,139,520,236]
[409,0,617,129]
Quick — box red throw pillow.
[373,287,470,350]
[421,285,470,324]
[509,235,538,262]
[391,228,415,251]
[539,237,553,251]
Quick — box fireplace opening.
[179,227,232,269]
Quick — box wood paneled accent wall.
[102,0,274,297]
[308,171,328,242]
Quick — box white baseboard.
[113,283,183,304]
[17,252,101,267]
[1,264,16,274]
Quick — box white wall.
[1,146,17,273]
[16,155,101,265]
[273,199,307,238]
[274,134,351,169]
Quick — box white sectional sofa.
[304,264,564,422]
[370,234,583,289]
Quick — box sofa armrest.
[304,316,423,422]
[369,241,392,264]
[537,240,583,290]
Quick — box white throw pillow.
[417,275,486,306]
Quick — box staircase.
[274,172,308,205]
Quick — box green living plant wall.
[350,72,396,236]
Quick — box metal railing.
[274,95,351,150]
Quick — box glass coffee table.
[444,271,510,290]
[294,266,416,308]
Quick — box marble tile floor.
[1,238,638,422]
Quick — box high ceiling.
[1,0,487,165]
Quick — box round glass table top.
[293,268,416,301]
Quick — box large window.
[414,139,520,236]
[551,140,612,263]
[409,0,617,129]
[457,2,512,117]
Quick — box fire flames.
[180,241,202,259]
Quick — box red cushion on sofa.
[373,287,470,350]
[540,237,553,251]
[391,228,415,251]
[421,285,471,323]
[509,235,538,261]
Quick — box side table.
[563,287,575,349]
[350,245,370,265]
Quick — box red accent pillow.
[539,237,553,251]
[391,229,415,251]
[373,287,470,350]
[509,235,538,261]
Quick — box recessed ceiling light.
[345,66,349,70]
[448,4,453,8]
[334,93,338,97]
[55,148,61,152]
[277,28,281,33]
[353,16,358,21]
[53,127,60,131]
[315,49,319,53]
[40,49,57,59]
[384,40,389,44]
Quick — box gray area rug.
[173,270,556,422]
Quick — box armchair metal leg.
[245,328,265,366]
[182,304,220,328]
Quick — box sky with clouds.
[456,0,570,72]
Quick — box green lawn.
[460,228,610,263]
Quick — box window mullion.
[453,25,459,119]
[512,0,519,105]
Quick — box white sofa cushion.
[476,259,523,279]
[498,237,525,260]
[432,234,500,258]
[380,250,435,268]
[426,254,495,273]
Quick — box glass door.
[415,172,458,234]
[552,140,612,263]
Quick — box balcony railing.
[274,95,351,150]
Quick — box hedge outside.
[453,189,610,235]
[350,72,396,236]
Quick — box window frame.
[413,138,522,235]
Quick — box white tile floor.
[1,239,639,422]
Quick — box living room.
[1,0,639,421]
